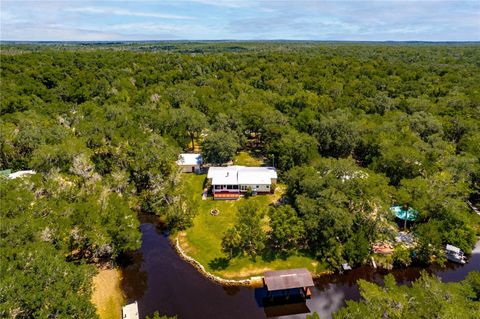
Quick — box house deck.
[213,192,240,200]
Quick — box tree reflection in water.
[120,250,148,302]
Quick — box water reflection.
[264,302,311,318]
[121,251,148,302]
[255,287,311,318]
[223,285,241,296]
[122,222,480,319]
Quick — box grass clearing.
[91,268,124,319]
[178,173,322,280]
[233,151,264,166]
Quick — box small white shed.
[176,153,202,173]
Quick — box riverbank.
[91,268,124,319]
[121,222,480,319]
[179,173,326,280]
[175,234,332,286]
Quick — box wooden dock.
[122,301,139,319]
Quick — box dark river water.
[121,222,480,319]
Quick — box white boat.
[122,301,139,319]
[341,263,352,271]
[445,244,467,264]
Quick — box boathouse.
[263,268,314,299]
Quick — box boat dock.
[122,301,139,319]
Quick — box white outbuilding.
[176,153,202,173]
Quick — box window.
[227,185,233,190]
[256,185,259,189]
[232,185,239,189]
[214,185,221,190]
[266,185,270,189]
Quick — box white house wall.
[240,184,271,193]
[179,165,200,173]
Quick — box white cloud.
[65,6,194,20]
[187,0,251,8]
[1,0,478,41]
[1,26,129,41]
[103,22,186,32]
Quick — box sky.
[1,0,479,41]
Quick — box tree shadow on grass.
[261,241,295,263]
[209,257,230,270]
[261,248,278,263]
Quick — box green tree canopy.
[334,272,480,319]
[202,130,239,165]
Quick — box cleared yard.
[233,151,264,166]
[177,173,322,280]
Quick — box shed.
[264,268,314,292]
[176,153,202,173]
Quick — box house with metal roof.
[207,166,277,200]
[176,153,202,173]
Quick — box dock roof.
[264,268,314,291]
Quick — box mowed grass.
[233,151,264,166]
[178,173,321,280]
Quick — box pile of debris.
[372,242,394,254]
[395,231,416,247]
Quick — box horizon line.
[2,39,480,44]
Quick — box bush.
[244,186,253,198]
[270,183,277,193]
[393,245,412,267]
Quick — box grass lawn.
[91,268,124,319]
[177,173,324,280]
[233,151,264,166]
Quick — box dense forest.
[1,42,479,317]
